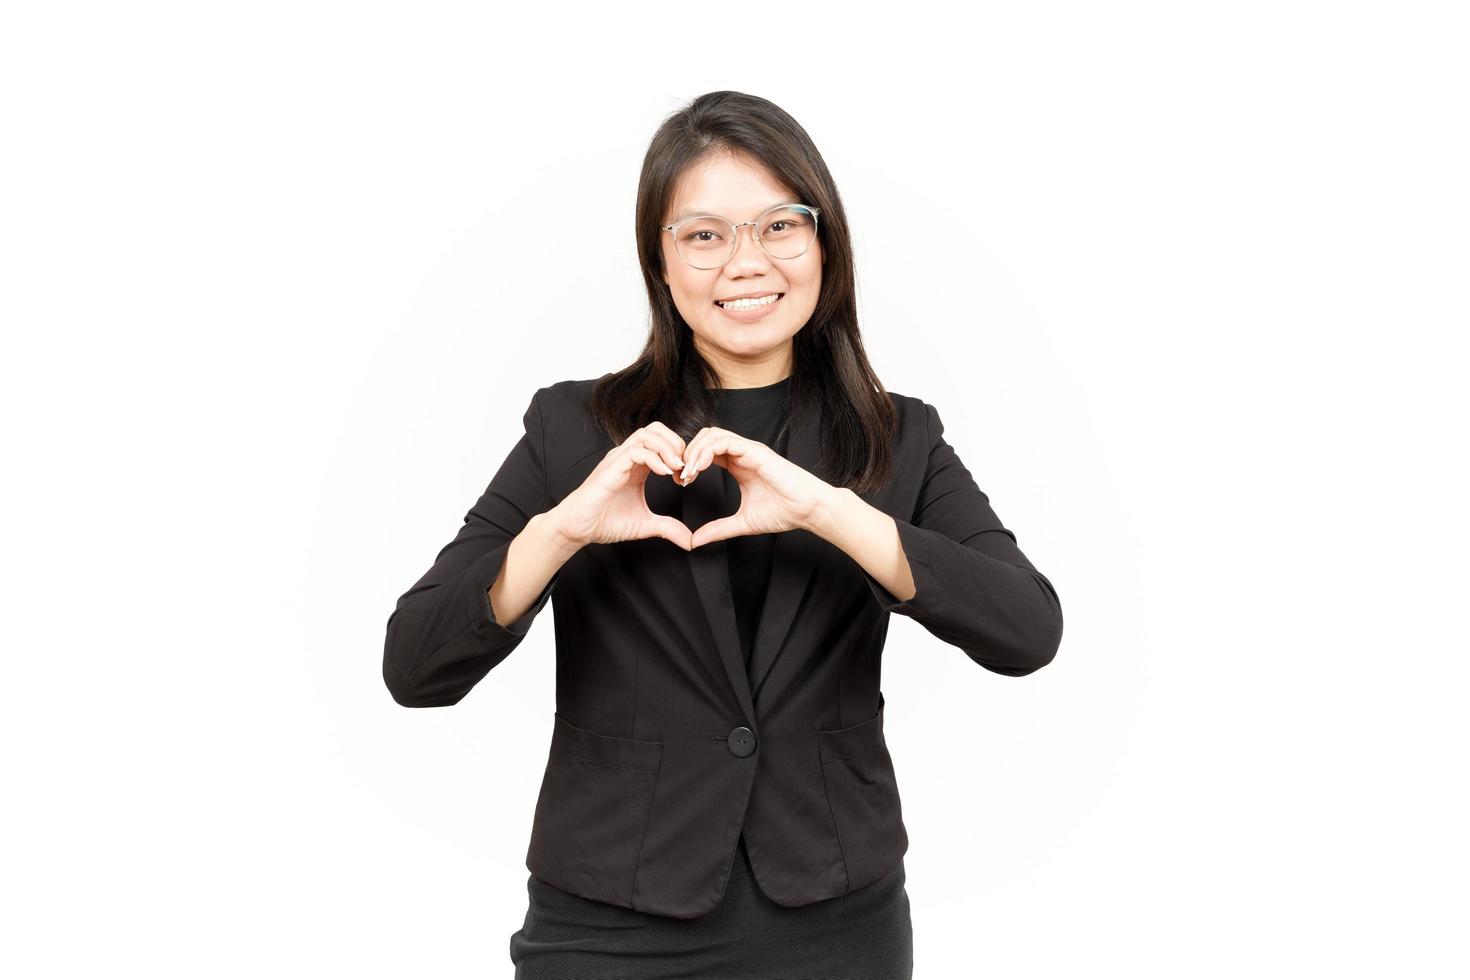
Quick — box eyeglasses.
[661,202,821,270]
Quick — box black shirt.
[708,375,792,680]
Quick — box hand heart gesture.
[552,422,697,550]
[550,422,833,553]
[677,426,831,548]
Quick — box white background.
[4,2,1466,977]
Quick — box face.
[660,151,823,387]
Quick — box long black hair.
[589,90,897,495]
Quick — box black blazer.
[382,377,1063,919]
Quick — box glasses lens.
[758,206,818,260]
[672,206,818,268]
[675,217,736,269]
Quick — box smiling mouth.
[714,292,785,310]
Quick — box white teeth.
[717,293,781,311]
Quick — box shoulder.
[881,389,938,445]
[523,377,616,458]
[514,376,605,421]
[532,376,608,411]
[883,389,924,413]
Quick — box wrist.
[529,509,585,563]
[803,485,857,539]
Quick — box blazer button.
[726,726,756,757]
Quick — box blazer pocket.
[818,693,909,891]
[525,713,664,907]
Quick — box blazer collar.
[680,395,822,722]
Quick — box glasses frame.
[660,202,822,270]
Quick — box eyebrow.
[670,201,792,223]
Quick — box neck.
[695,338,793,389]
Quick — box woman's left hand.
[676,427,835,547]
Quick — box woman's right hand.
[546,422,695,551]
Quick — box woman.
[382,91,1063,979]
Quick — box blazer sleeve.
[862,400,1063,676]
[382,388,560,707]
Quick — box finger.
[681,439,721,484]
[643,421,688,458]
[626,426,685,474]
[647,515,694,551]
[679,447,706,484]
[681,427,715,463]
[693,436,740,479]
[627,446,674,477]
[703,436,753,472]
[635,431,687,474]
[679,428,719,481]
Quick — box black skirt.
[508,834,914,979]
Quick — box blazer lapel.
[747,397,822,701]
[681,459,756,725]
[681,396,823,720]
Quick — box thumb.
[646,515,694,551]
[690,516,740,549]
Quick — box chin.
[716,320,785,344]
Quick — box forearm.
[803,485,1062,676]
[803,487,917,602]
[384,511,577,707]
[488,510,583,625]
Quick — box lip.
[714,292,785,321]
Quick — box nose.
[725,222,770,273]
